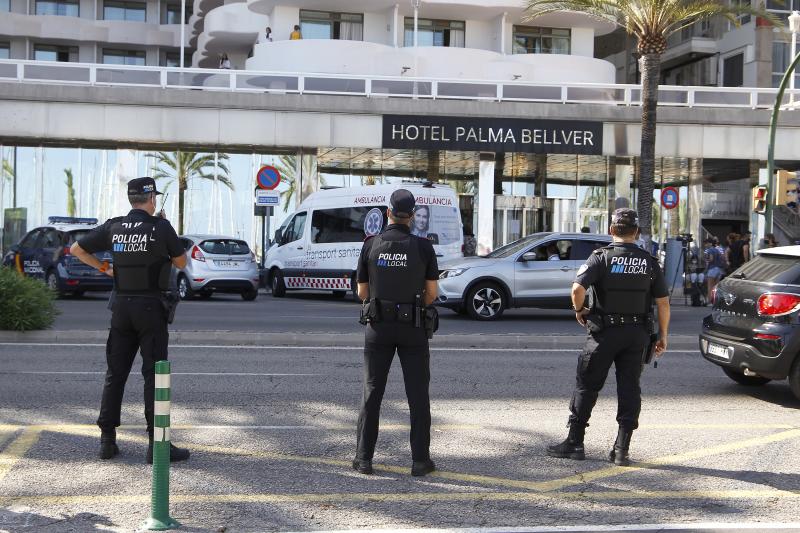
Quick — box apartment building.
[0,0,191,66]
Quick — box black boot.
[609,427,633,466]
[146,441,191,464]
[411,459,436,477]
[547,424,585,460]
[352,457,373,475]
[99,429,119,460]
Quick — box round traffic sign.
[661,187,679,210]
[257,165,281,190]
[364,208,384,236]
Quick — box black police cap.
[390,189,416,218]
[612,208,638,227]
[127,177,163,196]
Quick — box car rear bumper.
[699,330,794,380]
[190,277,259,293]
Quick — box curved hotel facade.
[1,0,800,255]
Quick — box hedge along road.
[1,339,800,532]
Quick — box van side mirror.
[522,251,537,262]
[274,229,283,244]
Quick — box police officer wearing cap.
[547,208,671,466]
[70,177,190,464]
[353,189,439,477]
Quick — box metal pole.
[764,47,800,234]
[260,212,266,269]
[792,30,797,104]
[141,360,179,531]
[179,0,186,69]
[413,2,418,47]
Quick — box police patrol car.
[2,217,113,297]
[266,183,463,298]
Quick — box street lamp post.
[790,11,800,104]
[764,12,800,235]
[412,0,420,47]
[180,0,186,69]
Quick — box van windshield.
[311,206,386,244]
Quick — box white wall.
[571,27,594,57]
[363,11,391,46]
[269,5,299,42]
[465,19,493,52]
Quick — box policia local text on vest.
[353,189,440,477]
[71,177,190,464]
[547,208,671,467]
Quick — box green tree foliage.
[149,151,232,234]
[0,267,59,330]
[64,168,76,217]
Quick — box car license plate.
[214,260,240,268]
[708,343,730,360]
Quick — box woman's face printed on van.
[413,206,429,234]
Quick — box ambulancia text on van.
[265,183,463,298]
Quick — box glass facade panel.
[104,0,146,21]
[0,43,9,60]
[403,18,465,47]
[772,41,800,88]
[299,10,363,40]
[164,2,191,24]
[35,0,78,16]
[0,0,9,11]
[33,44,78,62]
[512,26,571,55]
[102,49,146,65]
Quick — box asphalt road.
[52,290,710,337]
[1,340,800,532]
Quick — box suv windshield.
[733,254,800,285]
[199,239,250,255]
[484,233,550,259]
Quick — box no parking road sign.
[257,165,281,190]
[661,187,679,210]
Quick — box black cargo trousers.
[356,322,431,462]
[568,324,650,431]
[97,295,169,436]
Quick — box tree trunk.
[637,53,662,248]
[178,184,185,235]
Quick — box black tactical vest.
[367,232,426,304]
[108,213,171,294]
[592,244,654,315]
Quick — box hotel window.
[0,43,9,59]
[102,48,146,65]
[767,0,800,23]
[299,10,363,40]
[722,53,744,87]
[772,40,800,88]
[727,0,751,29]
[35,0,78,16]
[403,18,465,47]
[164,2,191,24]
[104,0,145,21]
[33,44,78,62]
[161,51,183,67]
[0,0,9,11]
[513,26,570,54]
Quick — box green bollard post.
[141,360,180,531]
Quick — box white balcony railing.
[0,59,798,110]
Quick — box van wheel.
[466,282,506,321]
[788,359,800,401]
[722,367,771,386]
[178,275,195,300]
[271,269,286,298]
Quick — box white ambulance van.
[265,182,463,298]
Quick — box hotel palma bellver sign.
[382,115,603,155]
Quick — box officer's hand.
[575,308,589,326]
[157,209,167,219]
[655,338,667,357]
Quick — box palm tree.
[149,151,232,234]
[525,0,775,245]
[273,154,325,210]
[64,168,77,217]
[1,158,13,184]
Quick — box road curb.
[0,329,700,349]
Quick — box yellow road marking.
[2,488,800,507]
[537,428,800,492]
[0,428,42,482]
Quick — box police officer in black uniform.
[70,177,190,464]
[353,189,439,477]
[547,208,671,465]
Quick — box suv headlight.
[439,268,469,279]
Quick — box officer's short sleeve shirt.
[357,238,374,283]
[356,227,439,283]
[156,219,185,259]
[650,258,669,298]
[77,219,113,254]
[574,251,604,289]
[419,238,439,281]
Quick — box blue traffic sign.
[661,187,679,210]
[257,165,281,190]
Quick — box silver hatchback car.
[177,235,260,301]
[437,232,612,320]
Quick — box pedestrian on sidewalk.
[547,208,671,466]
[70,177,191,464]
